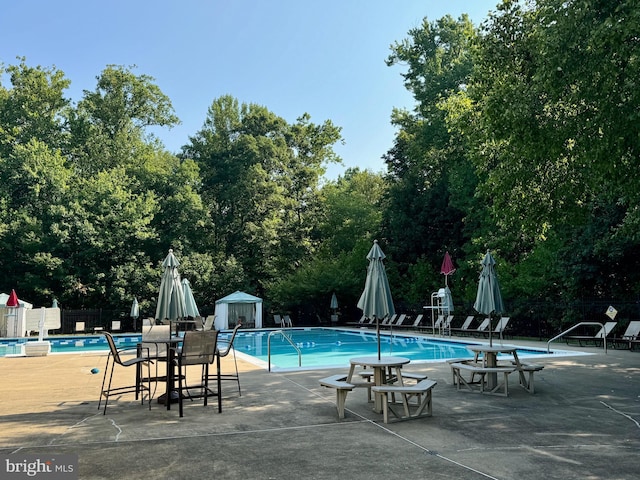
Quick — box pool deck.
[1,335,639,479]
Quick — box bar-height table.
[140,336,183,410]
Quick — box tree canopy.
[1,0,639,331]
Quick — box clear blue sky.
[1,0,499,180]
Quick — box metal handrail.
[547,322,607,354]
[267,330,301,371]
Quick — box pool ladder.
[547,321,607,353]
[267,330,301,372]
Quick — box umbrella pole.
[376,316,381,360]
[489,314,493,347]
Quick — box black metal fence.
[59,309,133,334]
[55,297,640,340]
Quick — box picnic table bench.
[512,362,544,394]
[450,362,515,396]
[371,379,437,424]
[319,374,355,419]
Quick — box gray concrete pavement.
[1,336,639,479]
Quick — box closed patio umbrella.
[357,240,395,359]
[330,292,338,310]
[130,297,139,331]
[155,249,186,323]
[181,278,200,318]
[473,250,505,346]
[440,251,456,287]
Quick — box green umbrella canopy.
[357,240,395,359]
[155,249,186,322]
[181,278,200,318]
[473,250,505,346]
[473,250,504,316]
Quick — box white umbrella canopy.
[330,292,338,310]
[155,249,186,322]
[130,297,139,331]
[357,240,396,359]
[130,298,139,318]
[181,278,200,318]
[473,250,505,346]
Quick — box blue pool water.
[0,328,562,370]
[0,334,142,356]
[233,328,552,370]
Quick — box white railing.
[267,330,301,371]
[547,322,607,354]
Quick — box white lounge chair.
[451,316,474,336]
[395,314,423,330]
[473,318,491,336]
[202,315,216,331]
[610,321,640,349]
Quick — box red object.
[6,289,19,307]
[440,252,456,276]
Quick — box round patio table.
[347,356,411,413]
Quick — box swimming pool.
[0,334,142,356]
[233,328,561,370]
[0,328,575,369]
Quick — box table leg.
[346,364,356,383]
[486,352,497,390]
[373,367,385,413]
[166,346,175,410]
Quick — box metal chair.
[214,323,242,396]
[99,332,152,414]
[173,330,220,417]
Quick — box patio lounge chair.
[378,314,397,328]
[442,315,454,334]
[382,314,406,329]
[393,314,407,327]
[418,315,443,334]
[472,318,491,336]
[202,315,215,331]
[283,315,293,327]
[484,317,510,340]
[609,321,640,349]
[346,315,367,327]
[396,314,424,330]
[450,316,475,336]
[565,321,617,347]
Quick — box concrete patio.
[1,337,639,479]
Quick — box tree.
[467,0,640,240]
[269,169,386,321]
[70,65,180,174]
[184,95,342,296]
[383,15,481,304]
[0,59,71,157]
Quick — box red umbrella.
[6,289,19,307]
[440,252,456,286]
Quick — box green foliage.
[269,170,385,319]
[184,95,342,297]
[2,2,639,333]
